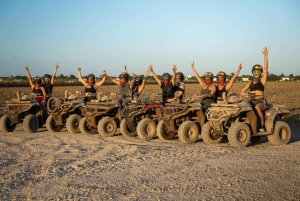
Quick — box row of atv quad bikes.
[0,90,291,148]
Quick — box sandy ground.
[0,83,300,200]
[0,121,299,200]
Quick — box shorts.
[249,98,267,107]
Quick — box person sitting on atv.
[42,63,59,100]
[148,64,176,106]
[25,66,47,121]
[124,65,151,101]
[191,61,216,112]
[102,67,136,108]
[233,47,269,132]
[77,67,106,103]
[173,68,185,103]
[215,64,242,103]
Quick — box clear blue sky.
[0,0,299,78]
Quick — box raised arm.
[103,71,120,85]
[51,63,59,85]
[95,70,107,87]
[129,73,136,89]
[148,65,162,86]
[235,81,251,95]
[260,47,269,86]
[225,63,242,91]
[124,65,129,75]
[25,65,34,88]
[77,67,87,86]
[171,65,176,86]
[191,61,205,87]
[138,69,151,93]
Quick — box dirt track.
[0,83,300,200]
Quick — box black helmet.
[135,76,142,85]
[119,72,129,80]
[252,64,263,74]
[33,76,42,84]
[162,73,171,80]
[204,72,213,80]
[176,72,184,81]
[217,71,226,80]
[87,74,95,81]
[43,74,51,79]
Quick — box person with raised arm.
[25,65,47,122]
[232,47,269,131]
[131,69,151,100]
[101,66,136,108]
[191,61,216,112]
[148,64,176,105]
[77,67,106,103]
[42,63,59,100]
[215,64,242,103]
[173,66,185,103]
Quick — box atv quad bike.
[120,97,162,140]
[0,91,43,133]
[202,92,291,148]
[157,97,206,143]
[46,90,85,134]
[79,96,122,137]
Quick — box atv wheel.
[0,115,16,132]
[47,97,61,113]
[228,122,251,148]
[46,115,63,132]
[23,114,39,133]
[66,114,81,134]
[157,120,176,141]
[178,121,199,143]
[98,117,117,137]
[267,121,291,146]
[137,118,156,140]
[120,118,137,137]
[79,118,97,134]
[201,121,222,144]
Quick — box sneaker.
[259,126,266,132]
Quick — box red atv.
[120,98,162,140]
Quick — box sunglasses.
[253,65,262,70]
[253,70,262,74]
[218,77,224,80]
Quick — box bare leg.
[255,103,267,131]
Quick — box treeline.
[0,73,299,87]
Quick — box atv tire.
[47,97,61,113]
[23,114,39,133]
[46,115,63,132]
[178,121,199,143]
[98,117,117,137]
[137,118,156,141]
[228,122,251,148]
[120,118,137,137]
[157,120,176,141]
[0,114,16,132]
[201,121,223,144]
[66,114,81,134]
[267,121,291,146]
[79,118,97,135]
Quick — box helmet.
[162,73,171,80]
[33,76,41,84]
[43,74,51,79]
[135,76,142,85]
[204,72,213,79]
[119,72,129,80]
[87,74,95,81]
[252,64,263,74]
[176,72,184,81]
[217,71,226,79]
